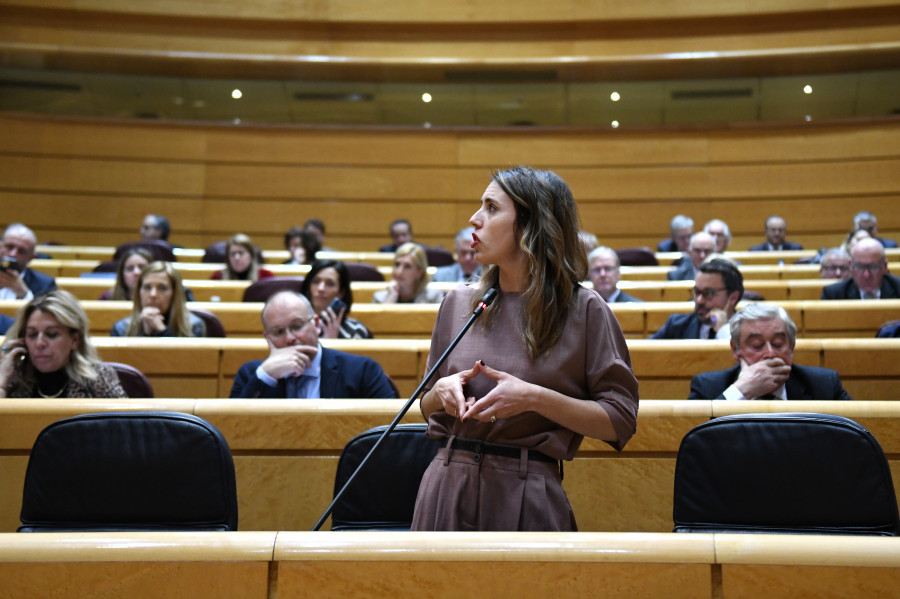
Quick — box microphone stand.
[312,287,498,531]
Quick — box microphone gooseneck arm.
[312,287,498,531]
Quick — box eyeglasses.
[265,316,313,339]
[691,287,727,300]
[590,266,618,275]
[850,262,885,274]
[820,264,850,274]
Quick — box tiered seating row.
[1,400,899,535]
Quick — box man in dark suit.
[854,210,898,249]
[657,215,693,253]
[667,232,716,281]
[588,246,642,303]
[653,257,743,339]
[689,303,852,400]
[379,219,415,252]
[749,215,803,251]
[230,291,396,399]
[821,238,900,300]
[1,223,56,299]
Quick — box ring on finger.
[490,415,497,423]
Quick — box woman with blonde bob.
[111,261,205,337]
[212,233,274,282]
[0,290,126,398]
[412,166,639,532]
[373,242,444,304]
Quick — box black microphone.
[312,286,498,531]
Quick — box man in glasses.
[666,232,716,281]
[588,247,642,303]
[818,248,851,280]
[688,304,851,401]
[657,215,694,253]
[653,258,743,339]
[229,291,396,398]
[821,238,900,300]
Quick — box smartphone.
[329,297,347,314]
[0,256,22,273]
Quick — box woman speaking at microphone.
[412,166,639,531]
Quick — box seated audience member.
[689,304,852,401]
[379,219,415,252]
[653,257,743,339]
[588,247,642,303]
[283,226,321,265]
[0,290,127,398]
[667,232,716,281]
[703,219,732,253]
[212,233,274,281]
[0,314,14,335]
[822,238,900,300]
[139,213,171,243]
[818,248,852,280]
[229,291,395,399]
[373,242,444,304]
[300,259,373,339]
[840,228,871,254]
[432,227,482,284]
[854,210,898,249]
[111,261,206,337]
[657,215,694,253]
[99,247,153,300]
[303,218,334,252]
[749,215,803,251]
[1,223,56,298]
[578,230,599,258]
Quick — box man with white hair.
[854,211,898,249]
[0,223,56,299]
[432,227,482,283]
[703,219,732,253]
[821,238,900,300]
[588,247,642,303]
[689,304,852,401]
[657,215,694,253]
[666,232,716,281]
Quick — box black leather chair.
[345,262,384,282]
[424,247,455,267]
[673,412,900,536]
[106,362,154,398]
[241,276,305,302]
[113,240,176,263]
[615,247,659,266]
[190,308,227,337]
[18,411,238,532]
[330,424,439,531]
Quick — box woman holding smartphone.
[300,259,373,339]
[0,290,127,398]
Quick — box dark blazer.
[22,268,57,296]
[657,239,678,252]
[666,258,695,281]
[875,237,899,249]
[688,363,852,401]
[0,314,13,335]
[611,290,643,303]
[821,273,900,300]
[749,241,803,251]
[229,347,397,399]
[651,312,703,339]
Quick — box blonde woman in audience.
[373,242,444,304]
[111,261,205,337]
[99,247,153,300]
[0,290,127,398]
[212,233,274,282]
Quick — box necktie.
[708,328,716,339]
[862,291,878,300]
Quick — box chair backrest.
[673,412,900,536]
[241,276,305,302]
[106,362,154,398]
[19,411,238,532]
[424,247,455,267]
[330,423,439,531]
[615,247,659,266]
[189,308,226,337]
[742,289,766,301]
[113,240,176,263]
[202,240,227,263]
[345,262,384,282]
[92,259,118,273]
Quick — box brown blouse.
[6,362,128,399]
[424,286,639,460]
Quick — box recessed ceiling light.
[610,92,621,102]
[232,89,242,99]
[611,120,620,128]
[803,85,813,94]
[422,93,432,103]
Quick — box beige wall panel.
[0,562,269,599]
[0,156,206,196]
[0,457,26,533]
[721,565,900,599]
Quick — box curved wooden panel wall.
[0,113,898,250]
